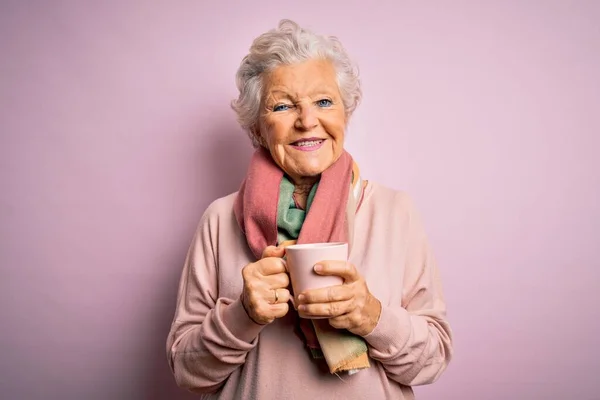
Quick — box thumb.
[261,245,285,259]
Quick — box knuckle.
[263,246,284,261]
[247,292,260,308]
[258,259,271,272]
[347,283,358,295]
[279,288,290,301]
[275,259,286,273]
[329,318,344,329]
[255,304,269,317]
[274,272,287,288]
[241,264,252,280]
[349,313,361,327]
[264,259,283,275]
[347,300,358,313]
[245,280,259,292]
[343,286,354,299]
[327,287,336,302]
[262,246,275,257]
[329,303,340,316]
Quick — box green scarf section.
[275,174,370,371]
[277,175,319,245]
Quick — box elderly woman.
[167,19,452,399]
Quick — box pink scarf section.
[234,147,352,260]
[233,147,370,374]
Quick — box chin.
[297,163,331,178]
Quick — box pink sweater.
[166,181,453,399]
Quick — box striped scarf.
[234,147,370,374]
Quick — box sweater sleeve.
[166,207,266,394]
[363,195,453,386]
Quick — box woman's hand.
[296,261,382,337]
[241,245,291,325]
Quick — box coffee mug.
[285,242,347,318]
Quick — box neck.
[291,176,318,210]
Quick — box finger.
[270,302,290,319]
[257,257,287,276]
[297,300,353,318]
[328,314,351,330]
[263,272,290,289]
[261,245,285,259]
[272,288,291,304]
[330,312,364,334]
[314,260,359,282]
[298,284,353,304]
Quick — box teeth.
[296,140,322,147]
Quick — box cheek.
[322,114,346,140]
[259,122,277,148]
[262,119,291,146]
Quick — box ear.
[251,125,267,148]
[344,111,352,125]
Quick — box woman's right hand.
[241,245,291,325]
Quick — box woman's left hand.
[296,261,382,337]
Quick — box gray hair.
[231,19,362,147]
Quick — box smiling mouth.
[291,139,324,148]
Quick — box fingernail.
[298,305,306,311]
[297,294,305,303]
[314,264,323,272]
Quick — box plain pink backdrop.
[1,1,599,399]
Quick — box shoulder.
[195,191,240,233]
[362,181,430,241]
[203,191,239,218]
[364,181,419,217]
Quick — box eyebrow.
[268,90,295,99]
[266,88,337,101]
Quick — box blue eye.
[273,104,290,112]
[317,99,333,107]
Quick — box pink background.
[1,1,599,399]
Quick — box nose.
[294,104,318,131]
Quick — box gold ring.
[274,289,279,303]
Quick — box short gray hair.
[231,19,362,147]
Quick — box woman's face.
[257,59,346,185]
